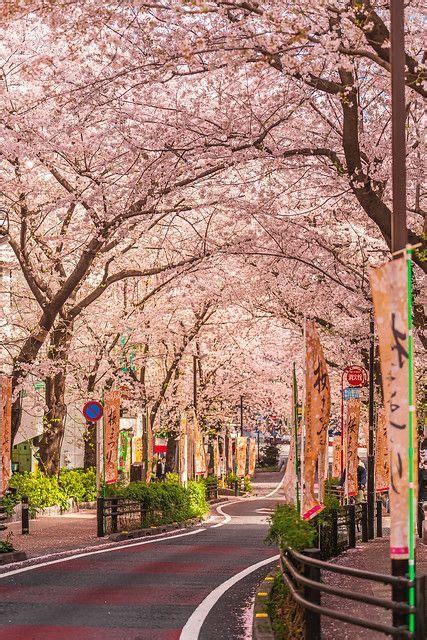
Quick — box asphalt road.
[0,474,284,640]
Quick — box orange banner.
[302,320,331,520]
[103,390,121,484]
[248,438,257,476]
[236,436,247,477]
[332,435,342,479]
[0,377,12,495]
[375,407,390,493]
[345,398,360,497]
[371,256,416,559]
[213,437,221,477]
[226,434,234,473]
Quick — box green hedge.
[4,469,96,515]
[106,478,209,527]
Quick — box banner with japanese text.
[226,435,234,473]
[302,320,331,520]
[0,377,12,495]
[236,436,247,477]
[282,433,297,504]
[248,438,257,476]
[178,414,188,486]
[332,435,342,479]
[213,437,222,477]
[345,398,360,497]
[375,407,390,493]
[371,256,416,559]
[193,413,207,476]
[103,390,121,484]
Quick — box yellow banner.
[371,256,416,559]
[248,438,257,476]
[103,390,121,484]
[226,434,234,473]
[375,407,390,493]
[345,398,360,497]
[0,377,12,495]
[193,413,207,477]
[302,320,331,520]
[236,436,247,477]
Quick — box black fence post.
[111,498,118,533]
[97,497,105,537]
[348,504,356,548]
[391,559,409,630]
[234,481,239,496]
[331,509,338,556]
[417,502,424,539]
[140,500,145,528]
[302,548,321,640]
[376,500,383,538]
[361,502,368,542]
[21,495,29,535]
[415,574,427,640]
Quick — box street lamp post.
[193,355,198,412]
[367,316,375,540]
[239,395,244,436]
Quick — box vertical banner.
[345,398,360,497]
[0,377,12,495]
[103,390,121,484]
[248,438,257,476]
[375,407,390,493]
[193,413,207,477]
[213,437,221,477]
[332,435,342,479]
[282,433,297,504]
[302,320,331,520]
[371,255,416,560]
[178,414,188,486]
[236,436,247,477]
[226,434,234,473]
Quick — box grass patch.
[267,572,304,640]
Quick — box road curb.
[252,571,276,640]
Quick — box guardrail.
[281,547,426,640]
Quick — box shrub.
[59,468,97,503]
[8,472,69,515]
[106,478,209,527]
[259,443,279,468]
[267,572,303,640]
[266,504,316,551]
[0,540,14,554]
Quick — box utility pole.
[367,316,375,540]
[390,0,409,627]
[240,395,244,436]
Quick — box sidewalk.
[322,537,427,639]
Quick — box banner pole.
[293,363,300,512]
[406,247,416,633]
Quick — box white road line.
[179,555,280,640]
[264,472,285,497]
[0,528,206,579]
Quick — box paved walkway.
[322,537,427,639]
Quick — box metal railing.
[97,497,146,537]
[281,546,426,640]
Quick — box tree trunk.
[38,319,73,476]
[166,435,178,473]
[83,420,97,469]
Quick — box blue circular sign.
[83,401,103,422]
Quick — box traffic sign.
[83,400,103,422]
[343,387,360,400]
[344,365,368,388]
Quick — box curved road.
[0,475,283,640]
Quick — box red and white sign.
[344,365,368,388]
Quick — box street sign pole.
[367,316,375,540]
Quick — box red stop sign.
[345,366,367,387]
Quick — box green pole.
[406,248,416,632]
[293,363,300,512]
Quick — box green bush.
[4,468,97,516]
[267,572,303,640]
[106,478,209,527]
[259,443,279,468]
[266,504,316,550]
[59,468,97,503]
